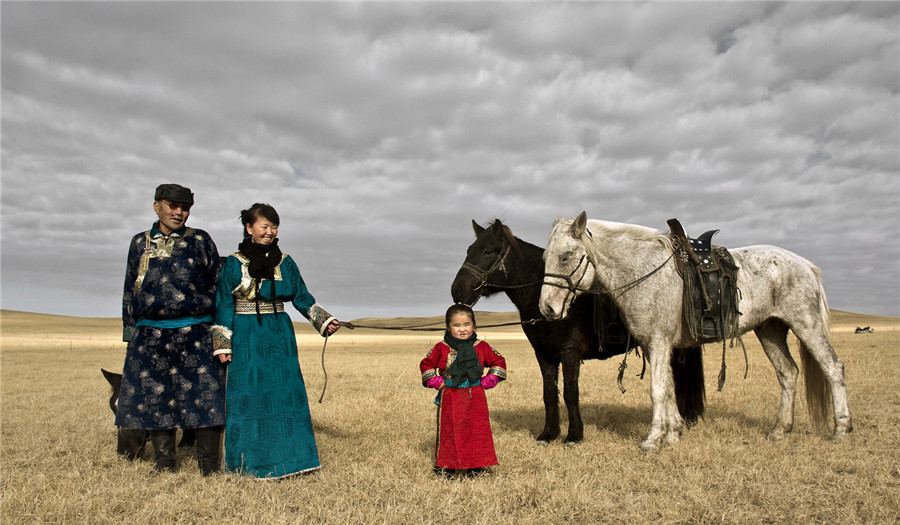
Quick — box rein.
[317,316,541,402]
[542,250,675,298]
[340,318,543,331]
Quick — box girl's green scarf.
[442,331,483,388]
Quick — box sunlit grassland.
[2,310,898,524]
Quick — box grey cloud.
[2,2,898,320]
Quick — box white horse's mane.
[553,217,672,250]
[590,220,669,244]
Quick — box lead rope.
[615,332,642,394]
[317,333,329,403]
[315,316,544,403]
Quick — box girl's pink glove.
[480,374,500,390]
[425,377,444,389]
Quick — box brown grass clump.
[1,309,898,524]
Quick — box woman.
[212,203,340,479]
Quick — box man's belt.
[135,314,213,329]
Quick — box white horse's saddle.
[667,219,740,342]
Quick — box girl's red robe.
[420,340,507,469]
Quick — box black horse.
[450,219,705,444]
[101,369,195,459]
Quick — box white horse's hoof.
[767,426,791,441]
[640,439,661,452]
[831,429,852,442]
[766,431,785,442]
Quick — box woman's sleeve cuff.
[309,304,336,336]
[211,324,233,353]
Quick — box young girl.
[420,304,507,477]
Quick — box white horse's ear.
[572,211,588,237]
[472,220,485,237]
[552,216,564,228]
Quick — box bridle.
[458,244,512,305]
[462,243,511,288]
[541,253,593,310]
[458,243,544,305]
[541,228,675,302]
[541,225,598,307]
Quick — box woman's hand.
[326,320,340,335]
[217,354,232,364]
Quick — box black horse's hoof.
[564,428,584,444]
[536,430,559,443]
[535,433,556,445]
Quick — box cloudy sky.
[2,2,898,323]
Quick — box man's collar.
[150,221,188,238]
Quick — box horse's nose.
[539,300,558,320]
[450,277,472,305]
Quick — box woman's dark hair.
[240,203,280,238]
[445,304,476,329]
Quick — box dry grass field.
[2,309,898,524]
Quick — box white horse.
[538,212,852,450]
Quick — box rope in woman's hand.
[340,319,540,331]
[317,333,329,404]
[316,317,541,404]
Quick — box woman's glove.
[480,374,500,390]
[425,377,444,390]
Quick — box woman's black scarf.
[442,331,483,388]
[238,238,282,322]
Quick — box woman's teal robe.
[215,253,331,478]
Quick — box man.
[117,183,225,475]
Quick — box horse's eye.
[483,250,493,257]
[561,253,572,263]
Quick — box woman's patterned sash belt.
[235,299,285,314]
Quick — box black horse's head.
[101,369,150,460]
[451,219,522,307]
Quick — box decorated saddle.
[667,219,741,343]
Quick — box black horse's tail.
[672,346,706,427]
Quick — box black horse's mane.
[484,217,525,258]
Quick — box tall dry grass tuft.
[1,310,899,524]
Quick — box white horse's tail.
[800,265,833,433]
